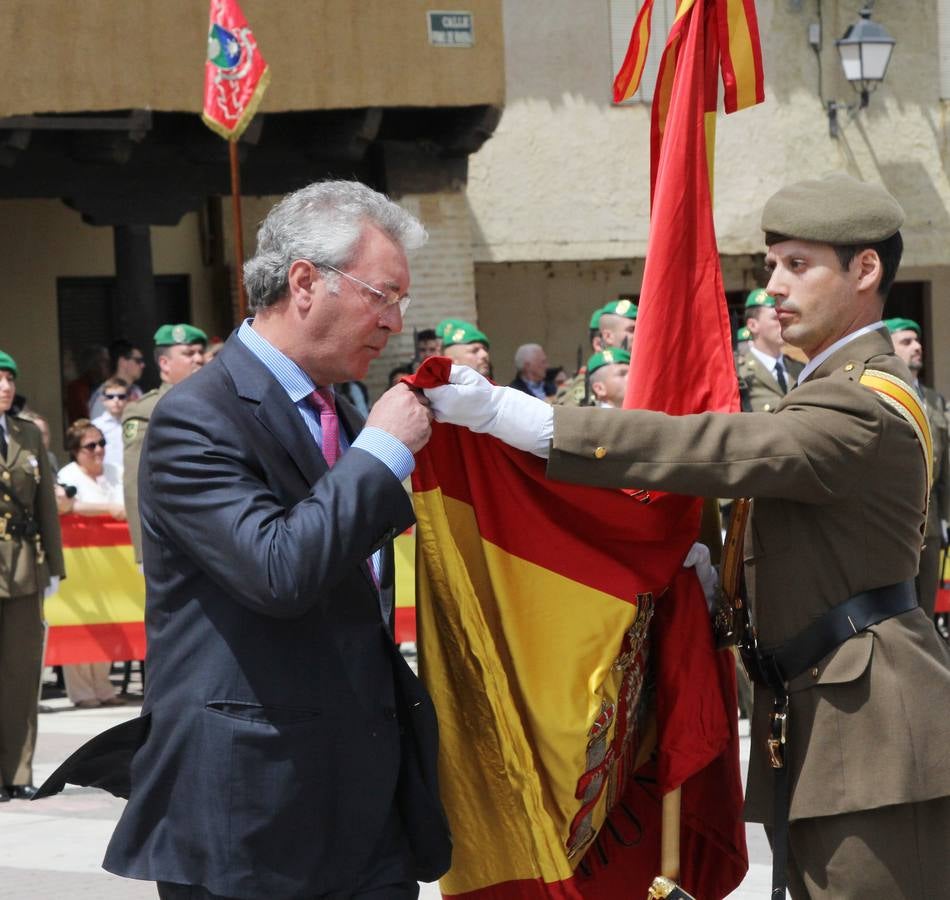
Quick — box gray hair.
[243,180,428,313]
[514,343,544,372]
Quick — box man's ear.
[287,259,318,307]
[854,248,883,295]
[590,379,606,401]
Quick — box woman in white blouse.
[57,419,126,708]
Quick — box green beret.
[589,307,604,330]
[745,288,775,309]
[884,317,921,336]
[736,326,751,342]
[0,350,17,377]
[587,347,631,375]
[154,323,208,347]
[762,173,904,245]
[600,299,638,320]
[436,318,490,349]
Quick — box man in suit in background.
[38,181,450,899]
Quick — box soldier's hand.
[365,383,433,455]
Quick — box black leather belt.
[0,516,38,540]
[760,580,918,686]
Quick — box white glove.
[44,575,61,599]
[941,518,949,549]
[425,365,554,458]
[683,542,718,613]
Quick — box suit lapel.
[749,355,784,397]
[5,417,24,467]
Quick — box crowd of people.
[2,173,949,899]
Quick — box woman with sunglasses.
[58,418,126,708]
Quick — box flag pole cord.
[229,139,248,323]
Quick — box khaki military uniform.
[548,329,950,894]
[918,384,949,616]
[554,370,593,407]
[0,415,65,787]
[122,382,172,565]
[737,351,804,413]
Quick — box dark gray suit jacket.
[38,335,450,897]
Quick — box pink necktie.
[307,388,341,468]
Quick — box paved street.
[0,667,771,899]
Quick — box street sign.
[427,11,474,47]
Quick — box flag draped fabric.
[407,360,746,898]
[202,0,270,140]
[44,514,145,665]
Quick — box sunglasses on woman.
[79,438,107,451]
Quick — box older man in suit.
[38,181,450,899]
[425,173,950,898]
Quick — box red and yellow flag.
[44,515,145,666]
[407,360,746,898]
[202,0,270,141]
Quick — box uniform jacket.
[737,350,803,413]
[121,381,172,564]
[921,383,949,538]
[41,336,451,897]
[548,328,950,824]
[0,414,65,597]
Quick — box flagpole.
[229,139,248,322]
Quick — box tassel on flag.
[202,0,270,141]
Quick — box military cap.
[587,347,631,376]
[153,323,208,347]
[884,317,921,336]
[736,326,751,342]
[744,288,775,309]
[0,350,17,377]
[600,299,638,320]
[762,172,904,245]
[589,307,604,330]
[436,318,490,349]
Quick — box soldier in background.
[0,350,65,802]
[738,288,804,412]
[886,317,949,623]
[122,324,207,564]
[436,318,491,378]
[587,348,630,408]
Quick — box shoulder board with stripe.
[859,368,933,496]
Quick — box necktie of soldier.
[307,388,341,467]
[774,359,788,394]
[0,427,7,461]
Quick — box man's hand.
[366,382,433,454]
[683,542,718,613]
[425,365,554,457]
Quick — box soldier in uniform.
[436,318,491,377]
[427,173,950,897]
[586,348,630,408]
[0,351,65,802]
[885,316,949,621]
[122,324,206,564]
[738,288,804,412]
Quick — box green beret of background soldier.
[0,350,65,801]
[122,324,207,564]
[436,318,491,378]
[586,348,631,409]
[885,316,950,622]
[736,287,804,413]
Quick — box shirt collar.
[238,319,321,403]
[797,321,884,385]
[748,345,782,372]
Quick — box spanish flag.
[408,360,746,898]
[44,514,145,666]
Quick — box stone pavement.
[0,669,771,899]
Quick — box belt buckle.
[767,696,788,769]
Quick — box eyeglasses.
[103,393,127,400]
[129,356,145,364]
[319,263,411,316]
[79,439,107,451]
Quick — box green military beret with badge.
[154,323,208,347]
[0,350,17,377]
[762,172,904,245]
[589,307,604,330]
[884,317,920,335]
[587,347,631,376]
[600,299,638,320]
[736,326,751,342]
[436,318,490,349]
[744,288,775,309]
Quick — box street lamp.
[827,6,896,137]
